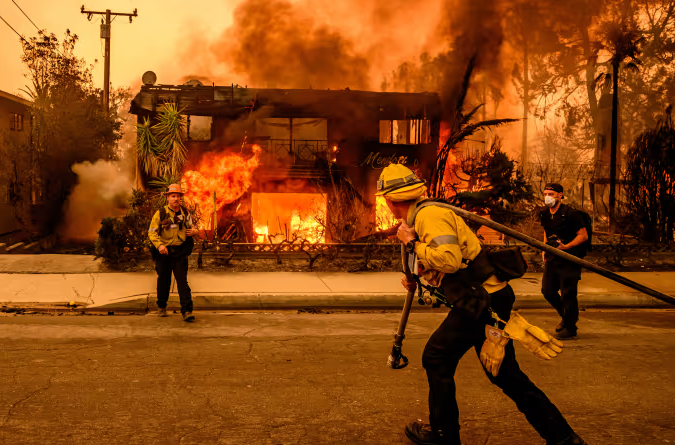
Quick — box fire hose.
[387,204,675,369]
[387,244,415,369]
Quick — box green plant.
[136,117,159,176]
[94,189,158,265]
[136,103,188,179]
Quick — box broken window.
[187,116,212,141]
[379,119,431,144]
[10,113,23,132]
[255,118,328,163]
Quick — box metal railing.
[260,139,329,164]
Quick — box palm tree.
[135,103,188,179]
[599,22,643,231]
[430,57,520,197]
[152,103,188,177]
[135,117,159,176]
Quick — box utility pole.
[80,5,138,112]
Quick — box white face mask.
[544,195,558,208]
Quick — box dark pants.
[422,285,578,444]
[155,247,193,313]
[542,261,581,332]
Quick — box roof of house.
[130,84,442,120]
[0,89,31,107]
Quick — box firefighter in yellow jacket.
[377,164,586,445]
[148,184,199,321]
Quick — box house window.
[379,119,431,144]
[10,113,24,132]
[187,116,212,141]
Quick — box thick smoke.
[221,0,371,90]
[59,160,133,242]
[437,0,505,115]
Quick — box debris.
[297,308,324,314]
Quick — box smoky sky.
[220,0,371,90]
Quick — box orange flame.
[252,192,325,243]
[182,145,261,227]
[376,196,398,231]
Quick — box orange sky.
[0,0,445,97]
[0,0,242,96]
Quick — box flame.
[376,195,398,231]
[182,145,261,228]
[290,210,324,243]
[252,192,325,243]
[253,222,270,243]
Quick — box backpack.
[561,205,593,253]
[576,208,593,252]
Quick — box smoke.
[59,160,134,242]
[176,0,524,153]
[220,0,371,90]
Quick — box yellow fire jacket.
[407,198,506,294]
[148,205,193,249]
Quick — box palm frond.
[450,118,521,146]
[136,117,160,176]
[462,103,485,127]
[148,175,182,207]
[151,103,188,177]
[455,55,477,117]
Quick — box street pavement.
[0,309,673,445]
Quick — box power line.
[0,13,32,48]
[11,0,40,32]
[7,2,65,56]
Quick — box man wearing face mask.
[539,183,589,340]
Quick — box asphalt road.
[0,309,674,445]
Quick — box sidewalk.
[1,255,674,310]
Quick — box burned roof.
[129,84,441,120]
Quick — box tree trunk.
[522,41,529,173]
[609,59,620,232]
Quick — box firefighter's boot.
[404,422,460,445]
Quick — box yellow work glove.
[503,313,564,360]
[480,325,510,377]
[417,262,445,287]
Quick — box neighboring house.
[0,89,31,235]
[129,75,442,241]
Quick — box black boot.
[404,422,460,445]
[554,327,577,340]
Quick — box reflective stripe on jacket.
[407,197,506,294]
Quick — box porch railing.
[260,139,329,164]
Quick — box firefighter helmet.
[164,184,185,196]
[375,164,425,197]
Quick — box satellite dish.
[142,71,157,86]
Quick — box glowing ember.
[182,145,261,228]
[376,196,398,231]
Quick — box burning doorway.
[251,192,326,243]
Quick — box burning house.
[129,73,441,243]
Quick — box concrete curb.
[81,291,673,311]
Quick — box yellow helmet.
[375,163,426,198]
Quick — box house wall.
[0,92,31,235]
